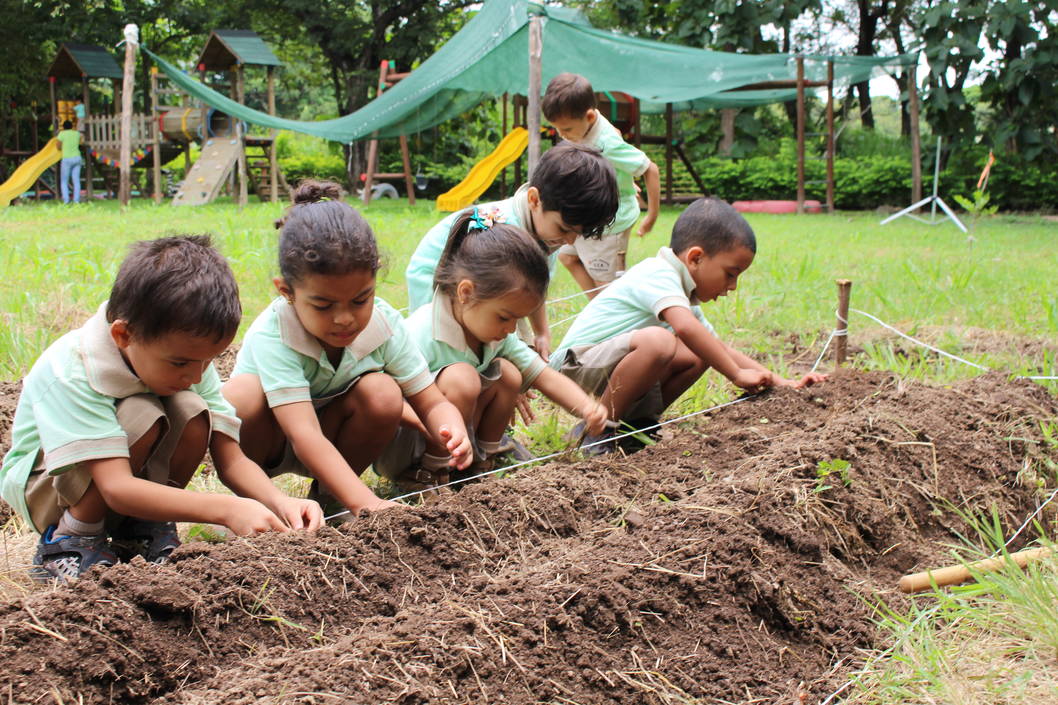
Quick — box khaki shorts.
[557,228,631,282]
[554,331,664,421]
[24,391,209,533]
[373,361,501,480]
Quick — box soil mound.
[0,370,1055,704]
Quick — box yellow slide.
[437,127,528,211]
[0,138,62,208]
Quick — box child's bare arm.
[638,161,661,236]
[527,305,551,361]
[211,434,323,530]
[272,400,394,513]
[720,337,827,389]
[406,384,473,469]
[660,306,770,389]
[531,367,609,434]
[86,457,288,536]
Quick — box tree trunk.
[718,108,737,156]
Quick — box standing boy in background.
[549,198,826,452]
[0,236,322,583]
[56,120,82,205]
[542,72,661,297]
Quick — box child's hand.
[224,497,289,536]
[581,400,610,436]
[793,372,828,388]
[732,368,773,391]
[636,214,656,237]
[533,333,551,362]
[357,496,403,514]
[439,424,473,470]
[515,391,537,425]
[273,496,324,531]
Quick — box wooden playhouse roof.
[48,43,123,80]
[197,30,281,71]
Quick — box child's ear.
[526,186,540,210]
[683,246,705,268]
[456,279,475,305]
[586,108,597,124]
[110,319,132,350]
[273,277,293,301]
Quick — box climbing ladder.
[245,136,289,202]
[171,135,241,206]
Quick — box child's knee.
[436,363,483,406]
[350,373,403,420]
[496,359,522,394]
[631,326,678,362]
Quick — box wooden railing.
[84,113,155,152]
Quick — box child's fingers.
[438,424,452,441]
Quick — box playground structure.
[0,32,290,208]
[360,60,416,206]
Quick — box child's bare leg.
[223,374,285,466]
[320,372,402,475]
[559,251,604,297]
[600,327,676,420]
[166,410,210,488]
[62,418,163,526]
[474,359,521,444]
[659,339,709,408]
[430,363,482,455]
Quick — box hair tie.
[469,206,506,231]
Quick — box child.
[0,236,323,583]
[56,119,82,204]
[542,72,661,297]
[223,181,472,516]
[377,209,609,487]
[405,142,619,361]
[549,197,826,452]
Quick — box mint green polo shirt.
[578,113,650,235]
[0,303,240,525]
[405,292,547,393]
[232,297,432,407]
[405,186,557,312]
[550,247,714,368]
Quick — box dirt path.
[0,370,1055,704]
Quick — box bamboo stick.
[899,547,1053,593]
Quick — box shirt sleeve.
[192,364,241,441]
[378,306,433,396]
[497,334,547,392]
[597,131,651,178]
[240,325,313,408]
[406,213,457,311]
[630,267,693,320]
[34,377,128,473]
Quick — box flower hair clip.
[469,206,507,231]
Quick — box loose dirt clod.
[0,370,1054,704]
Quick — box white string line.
[1000,485,1058,552]
[324,394,757,521]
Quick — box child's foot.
[617,416,662,453]
[566,421,617,457]
[31,526,117,583]
[394,466,449,502]
[494,433,534,462]
[110,519,181,564]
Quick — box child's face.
[276,270,376,356]
[526,187,583,251]
[454,282,540,346]
[548,108,596,143]
[111,323,231,396]
[682,245,756,303]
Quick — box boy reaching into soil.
[549,197,827,453]
[0,236,323,583]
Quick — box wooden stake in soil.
[899,546,1053,593]
[834,279,852,366]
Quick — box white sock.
[56,510,104,537]
[479,439,503,457]
[422,453,451,471]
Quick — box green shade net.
[146,0,915,144]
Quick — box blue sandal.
[110,519,181,564]
[32,526,117,583]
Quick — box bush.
[280,152,347,186]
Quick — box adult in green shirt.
[56,120,82,204]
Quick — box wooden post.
[150,67,161,203]
[119,24,138,207]
[199,64,208,141]
[399,134,416,205]
[908,60,922,203]
[48,76,58,199]
[235,65,248,208]
[664,102,674,204]
[514,97,523,186]
[501,92,508,198]
[826,60,835,213]
[267,66,278,203]
[362,60,387,205]
[796,56,805,214]
[83,76,94,201]
[834,279,852,366]
[526,14,542,178]
[899,547,1053,594]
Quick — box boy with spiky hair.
[542,72,661,296]
[1,235,322,582]
[550,198,826,453]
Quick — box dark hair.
[275,180,379,284]
[434,210,550,304]
[62,120,72,130]
[107,235,241,343]
[530,143,618,240]
[670,198,757,256]
[542,73,596,121]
